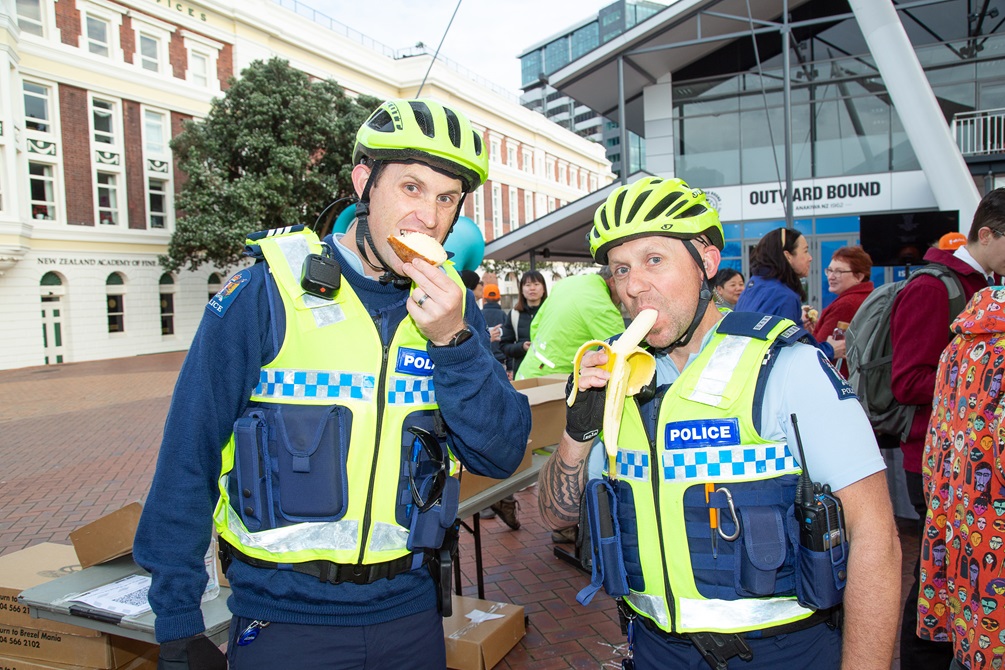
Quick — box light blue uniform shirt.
[589,330,885,493]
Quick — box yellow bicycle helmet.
[353,99,488,193]
[589,177,724,264]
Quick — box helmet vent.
[409,101,435,139]
[367,109,395,133]
[644,192,684,221]
[677,203,709,218]
[612,189,628,227]
[444,109,462,148]
[626,189,651,224]
[599,207,611,231]
[472,131,483,156]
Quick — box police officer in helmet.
[134,99,531,669]
[538,176,900,669]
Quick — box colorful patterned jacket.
[918,288,1005,670]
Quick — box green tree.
[162,57,380,272]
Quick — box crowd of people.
[133,94,1005,670]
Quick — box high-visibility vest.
[213,227,463,567]
[614,312,817,634]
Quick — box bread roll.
[387,232,447,266]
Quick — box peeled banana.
[568,308,658,477]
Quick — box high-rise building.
[518,0,664,174]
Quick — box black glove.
[566,373,605,442]
[157,634,227,670]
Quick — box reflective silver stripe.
[532,346,556,369]
[254,369,375,401]
[273,233,312,282]
[225,512,359,554]
[627,591,669,629]
[688,335,749,406]
[677,596,812,632]
[368,521,410,552]
[304,294,346,327]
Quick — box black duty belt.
[219,538,424,585]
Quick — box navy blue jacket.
[134,237,531,643]
[734,274,835,360]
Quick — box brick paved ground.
[0,352,917,669]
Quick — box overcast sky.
[303,0,619,96]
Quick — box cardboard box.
[443,596,525,670]
[0,626,153,669]
[0,544,97,637]
[0,648,156,670]
[458,444,532,501]
[514,376,567,453]
[68,504,142,570]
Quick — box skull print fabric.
[919,288,1005,669]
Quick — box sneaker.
[490,497,521,530]
[478,507,496,519]
[551,526,577,544]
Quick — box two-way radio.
[790,413,845,552]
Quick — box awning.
[483,171,652,263]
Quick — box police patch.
[206,269,251,318]
[817,351,857,401]
[395,347,435,376]
[664,418,741,449]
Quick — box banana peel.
[568,308,658,477]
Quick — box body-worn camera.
[301,253,341,299]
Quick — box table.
[454,451,548,600]
[19,453,551,641]
[18,557,232,645]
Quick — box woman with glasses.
[735,227,844,361]
[813,246,874,376]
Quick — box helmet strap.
[659,239,713,352]
[352,160,413,288]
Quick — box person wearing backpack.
[890,188,1005,670]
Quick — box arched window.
[106,272,126,333]
[39,272,66,364]
[207,272,222,303]
[159,273,175,335]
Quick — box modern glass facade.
[673,1,1005,188]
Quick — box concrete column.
[849,0,980,232]
[643,77,675,177]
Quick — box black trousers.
[900,470,954,670]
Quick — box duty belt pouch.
[233,411,270,531]
[735,506,786,597]
[577,478,629,605]
[273,404,350,522]
[407,476,459,550]
[790,513,848,610]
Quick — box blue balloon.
[444,217,485,271]
[332,203,356,234]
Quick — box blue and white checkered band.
[254,369,375,401]
[387,376,436,405]
[661,444,798,482]
[616,450,650,480]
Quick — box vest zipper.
[356,318,390,566]
[643,392,677,632]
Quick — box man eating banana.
[537,176,900,670]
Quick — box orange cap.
[483,284,501,300]
[938,232,967,250]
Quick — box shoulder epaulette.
[716,311,801,341]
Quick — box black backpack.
[845,263,966,440]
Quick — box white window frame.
[558,163,567,185]
[492,184,502,239]
[138,33,163,73]
[106,273,126,335]
[147,178,169,229]
[143,109,168,156]
[80,1,124,60]
[23,80,52,134]
[547,196,555,213]
[590,175,599,191]
[29,161,57,221]
[15,0,56,38]
[182,31,223,91]
[472,188,484,227]
[130,14,174,76]
[524,192,533,224]
[159,273,176,336]
[507,146,516,168]
[508,188,518,228]
[522,150,532,173]
[490,139,501,164]
[96,171,121,225]
[546,158,555,181]
[91,97,118,146]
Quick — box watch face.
[451,328,474,346]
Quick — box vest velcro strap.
[221,538,424,585]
